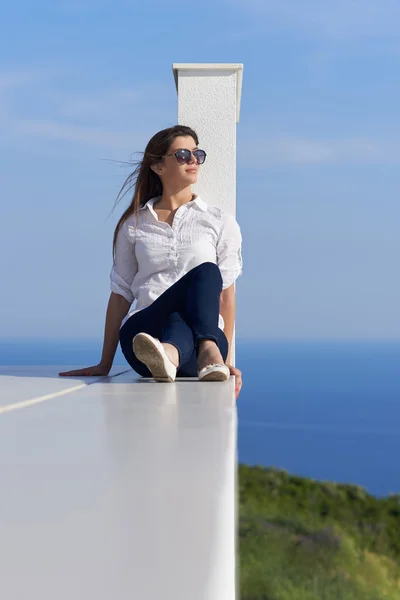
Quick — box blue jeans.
[119,262,229,377]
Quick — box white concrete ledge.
[0,367,238,600]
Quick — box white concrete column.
[172,63,243,364]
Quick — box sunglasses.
[165,148,207,165]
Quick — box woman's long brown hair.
[110,124,199,261]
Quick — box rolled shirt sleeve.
[217,211,243,289]
[110,219,138,304]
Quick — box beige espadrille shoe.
[133,333,177,382]
[198,363,230,382]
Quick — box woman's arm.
[216,210,243,372]
[100,292,132,369]
[105,218,138,367]
[220,283,236,365]
[214,210,243,398]
[60,220,136,378]
[220,283,242,399]
[59,292,130,377]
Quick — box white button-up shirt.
[110,195,243,330]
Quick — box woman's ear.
[151,163,162,175]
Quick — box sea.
[1,338,400,499]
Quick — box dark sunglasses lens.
[194,150,206,164]
[175,149,190,164]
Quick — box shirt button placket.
[172,222,178,269]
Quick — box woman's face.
[152,136,201,187]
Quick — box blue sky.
[1,0,399,341]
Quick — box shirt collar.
[192,195,208,212]
[141,195,207,212]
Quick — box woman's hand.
[225,364,243,400]
[58,363,111,377]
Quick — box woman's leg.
[178,261,222,351]
[162,312,229,377]
[177,327,229,377]
[161,312,196,368]
[119,311,200,378]
[119,308,160,377]
[119,262,225,376]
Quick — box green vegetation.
[238,464,400,600]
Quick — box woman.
[59,125,243,399]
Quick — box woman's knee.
[194,261,222,282]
